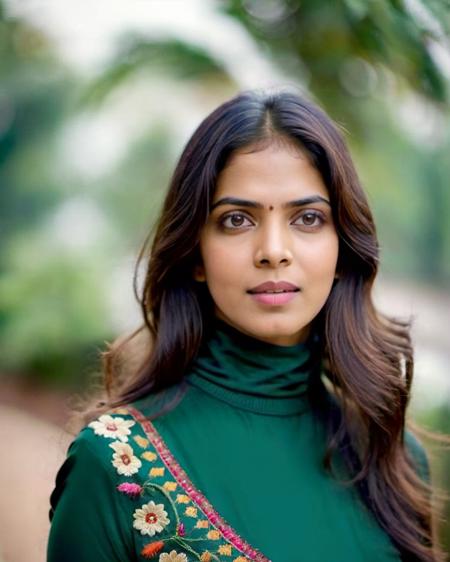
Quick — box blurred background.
[0,1,449,561]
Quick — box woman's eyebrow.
[210,195,331,211]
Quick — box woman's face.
[194,140,339,346]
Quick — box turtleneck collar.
[186,317,321,416]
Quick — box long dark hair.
[86,88,447,561]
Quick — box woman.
[47,88,444,562]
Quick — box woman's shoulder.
[49,407,145,525]
[73,381,187,455]
[55,406,252,560]
[74,407,154,467]
[72,379,191,465]
[50,406,160,517]
[58,409,136,468]
[51,406,153,497]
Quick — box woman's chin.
[220,317,309,346]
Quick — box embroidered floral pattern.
[207,530,220,540]
[159,551,188,562]
[109,441,142,476]
[133,501,170,536]
[117,482,143,497]
[88,414,135,442]
[185,506,198,518]
[126,406,268,561]
[89,409,261,561]
[142,451,158,462]
[150,467,165,477]
[176,494,190,504]
[134,434,150,448]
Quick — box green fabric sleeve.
[404,429,431,484]
[47,428,135,562]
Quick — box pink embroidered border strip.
[126,405,271,562]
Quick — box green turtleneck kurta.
[47,319,430,562]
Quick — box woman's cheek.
[204,240,246,278]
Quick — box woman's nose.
[253,220,293,268]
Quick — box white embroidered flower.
[133,501,170,536]
[88,414,135,442]
[109,441,142,476]
[159,551,188,562]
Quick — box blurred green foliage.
[224,0,449,119]
[82,37,232,106]
[0,2,449,378]
[0,6,99,385]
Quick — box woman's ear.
[193,264,206,282]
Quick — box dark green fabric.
[186,317,317,415]
[47,318,430,562]
[48,427,136,562]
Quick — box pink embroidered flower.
[176,522,185,536]
[133,501,170,536]
[117,482,143,497]
[109,441,142,476]
[88,414,135,442]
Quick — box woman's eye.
[294,211,324,228]
[219,212,253,229]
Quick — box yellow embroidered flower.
[133,501,170,536]
[185,506,198,517]
[195,520,209,529]
[207,530,220,540]
[109,441,142,476]
[159,551,188,562]
[218,544,232,555]
[163,481,177,492]
[150,467,165,477]
[133,435,149,448]
[142,451,157,462]
[200,553,212,562]
[233,557,248,562]
[88,414,135,442]
[176,494,190,504]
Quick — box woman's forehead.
[213,143,328,204]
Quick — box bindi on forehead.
[269,205,274,211]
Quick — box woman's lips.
[246,281,300,306]
[248,280,299,292]
[248,290,299,306]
